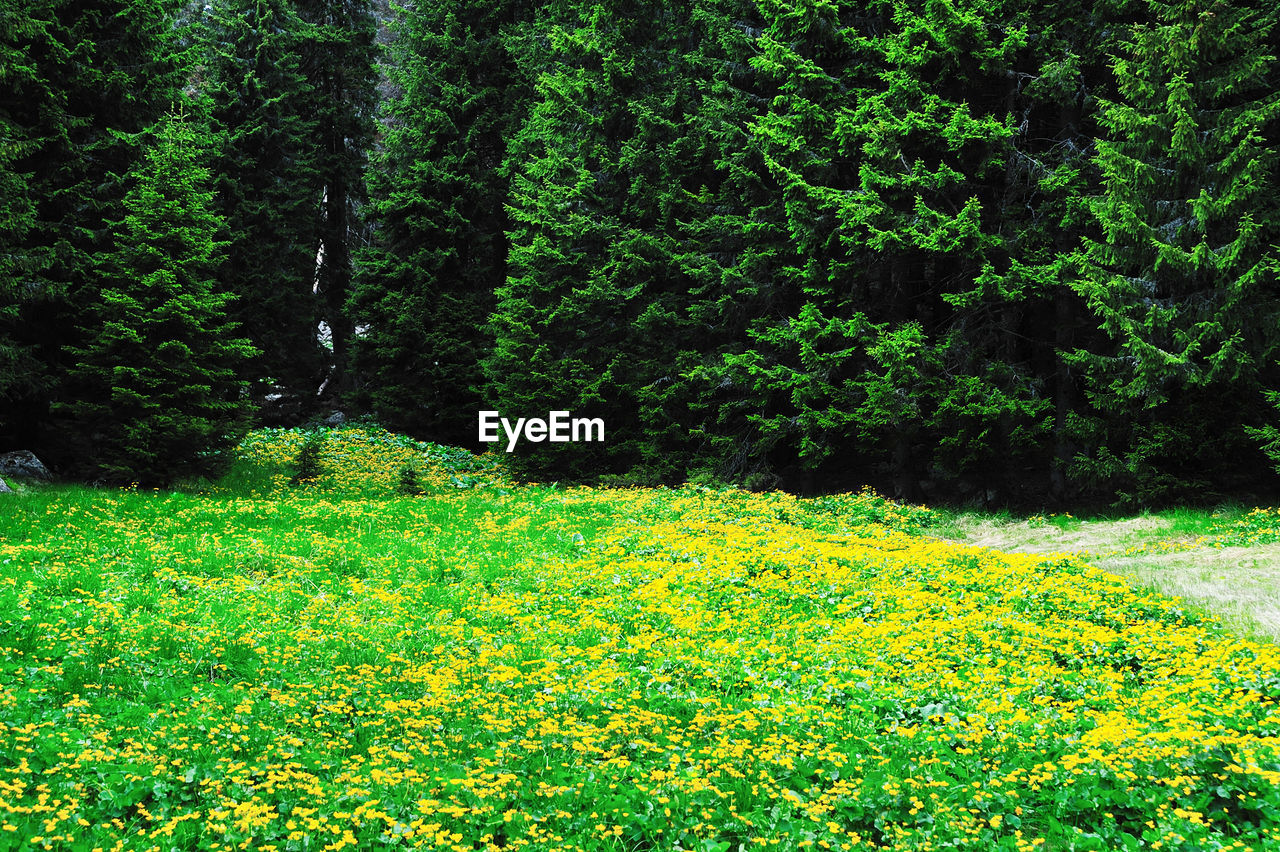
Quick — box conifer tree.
[57,109,255,485]
[1071,0,1280,502]
[203,0,327,396]
[296,0,377,399]
[0,0,47,432]
[486,1,643,479]
[1,0,182,459]
[488,0,751,482]
[986,0,1147,500]
[630,0,791,486]
[352,0,532,443]
[714,0,1052,499]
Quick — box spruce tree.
[352,0,532,443]
[486,1,641,480]
[296,0,377,399]
[1071,0,1280,502]
[0,0,46,432]
[57,109,255,485]
[0,0,181,458]
[630,0,790,486]
[202,0,328,397]
[713,0,1053,499]
[988,0,1147,501]
[489,0,750,482]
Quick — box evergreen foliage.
[1071,0,1280,503]
[0,0,181,455]
[8,0,1280,503]
[672,0,1055,499]
[56,110,254,485]
[290,430,327,484]
[0,0,46,420]
[396,462,422,495]
[202,0,328,396]
[296,0,378,399]
[984,0,1145,501]
[352,0,532,443]
[488,0,768,483]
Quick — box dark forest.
[4,0,1280,507]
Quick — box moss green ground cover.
[2,427,1280,851]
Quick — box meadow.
[937,506,1280,644]
[2,427,1280,851]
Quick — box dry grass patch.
[937,510,1280,642]
[953,515,1176,555]
[1105,544,1280,642]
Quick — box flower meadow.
[2,429,1280,851]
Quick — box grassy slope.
[0,427,1279,851]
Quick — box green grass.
[2,430,1280,851]
[928,503,1255,542]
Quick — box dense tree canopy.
[351,0,532,443]
[1070,0,1280,503]
[0,0,182,454]
[3,0,1280,505]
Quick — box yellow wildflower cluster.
[1209,507,1280,547]
[0,430,1277,850]
[229,426,512,496]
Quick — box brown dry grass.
[1102,545,1280,642]
[955,516,1175,555]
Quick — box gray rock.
[324,410,347,427]
[0,476,11,493]
[0,450,50,481]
